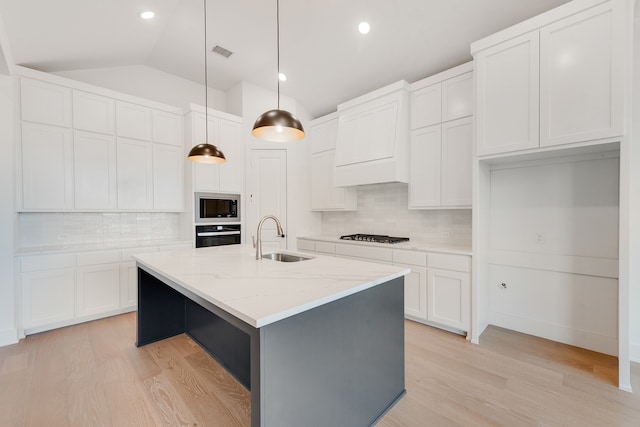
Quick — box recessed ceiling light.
[139,11,155,20]
[278,73,287,81]
[358,22,370,34]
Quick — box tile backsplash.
[321,183,471,246]
[18,212,181,248]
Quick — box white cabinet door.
[442,72,473,122]
[120,260,138,308]
[396,263,427,321]
[153,144,184,211]
[311,150,356,211]
[117,138,153,210]
[152,110,184,147]
[218,119,243,192]
[76,263,120,317]
[74,131,117,210]
[310,121,328,154]
[475,31,539,156]
[540,3,623,147]
[116,101,152,141]
[21,122,74,210]
[20,78,72,127]
[336,101,398,166]
[409,125,441,208]
[72,91,115,135]
[22,268,75,329]
[441,117,473,207]
[427,268,470,331]
[410,83,441,129]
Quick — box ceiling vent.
[211,45,233,58]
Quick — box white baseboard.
[0,327,19,347]
[631,342,640,363]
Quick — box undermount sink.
[262,252,313,262]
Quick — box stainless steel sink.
[262,252,313,262]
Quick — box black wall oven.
[195,224,241,248]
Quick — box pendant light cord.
[204,0,209,144]
[276,0,280,109]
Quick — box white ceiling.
[0,0,570,117]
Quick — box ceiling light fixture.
[278,72,287,81]
[358,21,370,34]
[139,11,155,20]
[252,0,304,142]
[188,0,226,164]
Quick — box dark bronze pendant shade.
[252,0,305,142]
[252,109,305,142]
[188,143,226,164]
[187,0,226,164]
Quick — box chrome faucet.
[253,215,285,260]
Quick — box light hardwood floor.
[1,313,638,426]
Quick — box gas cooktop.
[339,234,410,244]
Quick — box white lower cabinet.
[427,268,470,331]
[120,261,138,308]
[22,268,75,329]
[76,263,120,317]
[395,263,428,320]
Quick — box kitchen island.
[133,244,409,427]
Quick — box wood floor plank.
[1,312,639,426]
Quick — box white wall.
[487,154,620,356]
[320,183,472,246]
[54,65,226,111]
[0,74,16,346]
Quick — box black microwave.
[195,192,240,223]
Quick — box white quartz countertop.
[133,244,410,328]
[298,235,472,256]
[16,240,193,256]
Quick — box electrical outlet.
[535,232,545,244]
[441,231,451,239]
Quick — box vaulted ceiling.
[0,0,570,117]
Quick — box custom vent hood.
[333,80,410,186]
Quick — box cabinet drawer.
[428,253,470,272]
[297,239,315,252]
[21,253,76,272]
[335,244,393,262]
[315,241,336,255]
[392,249,427,266]
[76,250,121,266]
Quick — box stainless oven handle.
[197,231,241,237]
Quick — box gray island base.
[136,265,406,427]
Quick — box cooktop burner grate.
[339,234,410,244]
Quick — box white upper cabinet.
[441,117,473,207]
[475,32,540,156]
[21,123,74,210]
[409,125,441,208]
[218,119,243,193]
[539,2,623,147]
[441,72,473,122]
[334,81,410,186]
[117,137,153,210]
[73,131,117,210]
[72,91,115,135]
[152,110,184,147]
[20,78,72,127]
[409,63,473,209]
[410,84,441,129]
[153,144,184,211]
[310,113,356,211]
[116,101,152,141]
[473,0,625,156]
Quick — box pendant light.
[188,0,226,164]
[252,0,304,142]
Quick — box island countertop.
[133,244,410,328]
